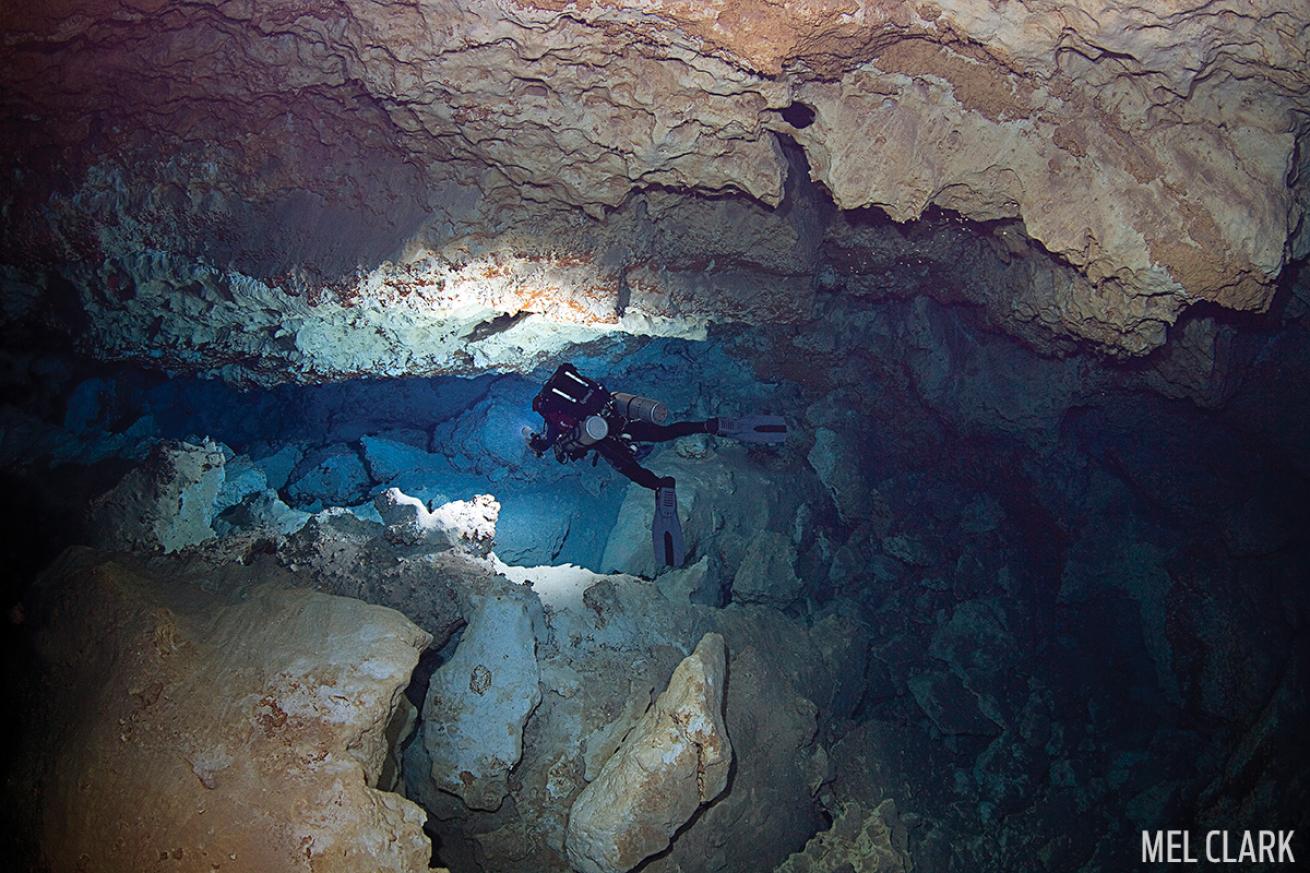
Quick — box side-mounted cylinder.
[611,392,669,425]
[557,414,609,455]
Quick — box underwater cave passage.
[3,278,1308,872]
[2,4,1310,872]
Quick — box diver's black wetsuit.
[592,420,714,490]
[528,363,718,491]
[529,362,786,568]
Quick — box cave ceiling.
[2,0,1308,383]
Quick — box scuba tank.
[556,414,609,457]
[533,363,613,460]
[611,392,669,425]
[531,365,672,460]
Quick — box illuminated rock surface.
[16,547,433,873]
[565,632,731,873]
[2,1,1307,380]
[375,487,500,555]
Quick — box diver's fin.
[716,415,787,444]
[652,483,686,568]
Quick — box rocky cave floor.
[3,259,1309,872]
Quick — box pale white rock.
[790,1,1306,354]
[565,633,732,873]
[374,488,499,556]
[422,592,542,811]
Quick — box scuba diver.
[526,362,786,568]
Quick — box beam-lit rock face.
[2,1,1306,380]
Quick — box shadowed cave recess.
[2,3,1309,873]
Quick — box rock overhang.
[2,0,1307,382]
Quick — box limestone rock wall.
[16,547,434,873]
[791,1,1307,353]
[2,1,1306,382]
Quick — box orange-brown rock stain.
[873,40,1032,122]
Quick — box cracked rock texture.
[246,493,845,873]
[16,547,433,873]
[565,632,732,873]
[88,438,227,553]
[422,590,543,812]
[2,1,1306,383]
[777,800,913,873]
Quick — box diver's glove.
[713,415,787,444]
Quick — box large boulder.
[430,386,541,483]
[16,548,433,873]
[421,592,542,812]
[565,633,732,873]
[88,438,226,553]
[407,561,843,873]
